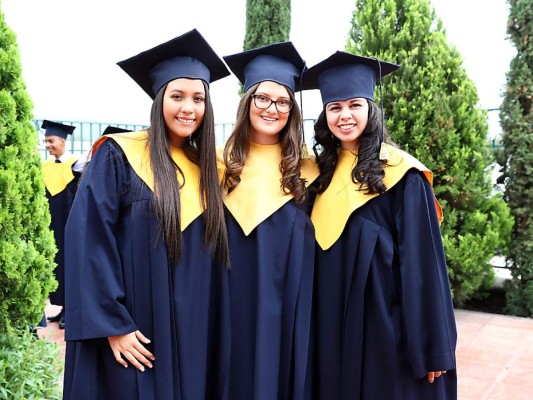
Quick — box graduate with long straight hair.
[63,29,231,400]
[303,52,457,399]
[220,42,319,400]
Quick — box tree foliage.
[346,0,513,305]
[0,3,57,333]
[243,0,291,51]
[496,0,533,316]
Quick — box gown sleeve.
[395,171,457,379]
[64,140,138,341]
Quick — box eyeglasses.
[251,94,293,114]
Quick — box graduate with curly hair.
[303,52,457,400]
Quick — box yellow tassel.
[379,142,390,161]
[301,143,311,159]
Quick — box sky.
[2,0,515,141]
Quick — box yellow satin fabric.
[311,144,443,250]
[42,156,78,196]
[94,131,203,231]
[218,142,319,235]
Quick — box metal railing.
[34,119,319,160]
[34,120,147,160]
[34,118,503,160]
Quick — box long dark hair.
[148,80,229,267]
[223,82,307,203]
[313,99,394,195]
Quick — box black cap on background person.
[101,126,132,136]
[41,119,76,139]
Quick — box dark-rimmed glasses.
[251,94,293,114]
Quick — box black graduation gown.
[221,142,318,400]
[226,201,314,400]
[63,139,230,400]
[313,170,457,400]
[43,158,79,307]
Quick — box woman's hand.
[108,330,155,372]
[427,370,446,383]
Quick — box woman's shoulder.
[92,131,148,159]
[385,144,426,167]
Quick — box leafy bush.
[496,0,533,316]
[0,330,62,399]
[346,0,513,304]
[1,0,57,333]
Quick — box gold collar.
[218,142,319,235]
[311,144,442,250]
[95,131,203,231]
[42,156,78,196]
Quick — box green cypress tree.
[0,3,57,333]
[243,0,291,51]
[496,0,533,316]
[346,0,513,304]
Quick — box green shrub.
[346,0,513,305]
[1,0,57,333]
[0,330,62,399]
[496,0,533,317]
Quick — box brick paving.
[38,304,533,399]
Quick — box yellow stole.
[94,131,203,231]
[217,142,319,236]
[42,156,78,196]
[311,144,443,250]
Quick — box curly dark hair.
[312,99,395,195]
[223,82,307,204]
[148,80,229,268]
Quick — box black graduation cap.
[101,126,132,136]
[117,28,230,99]
[223,42,306,93]
[41,120,76,139]
[302,51,400,105]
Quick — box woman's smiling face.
[248,80,291,144]
[163,78,206,147]
[325,97,369,150]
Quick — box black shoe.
[47,309,63,322]
[58,315,65,330]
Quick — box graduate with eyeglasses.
[63,29,231,399]
[220,42,319,399]
[303,52,457,399]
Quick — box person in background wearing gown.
[302,51,457,399]
[219,42,319,400]
[41,120,80,330]
[63,29,231,399]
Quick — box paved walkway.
[455,309,533,399]
[39,305,533,399]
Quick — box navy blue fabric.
[301,51,399,106]
[223,42,306,93]
[46,171,78,307]
[313,170,457,400]
[42,119,75,138]
[63,139,230,400]
[226,199,314,400]
[37,313,47,327]
[117,29,230,99]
